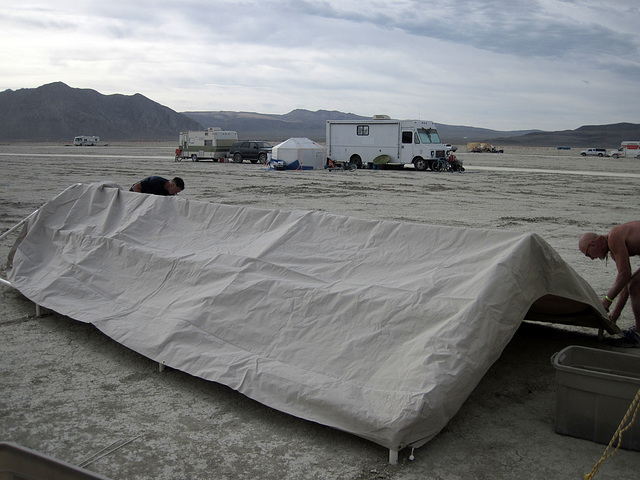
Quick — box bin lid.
[552,345,640,382]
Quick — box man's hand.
[609,311,621,324]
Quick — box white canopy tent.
[269,137,326,170]
[4,183,615,461]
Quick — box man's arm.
[603,228,633,311]
[608,285,629,323]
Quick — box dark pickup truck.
[228,141,272,164]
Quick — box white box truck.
[609,141,640,159]
[325,115,449,170]
[73,135,100,146]
[176,127,238,162]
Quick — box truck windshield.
[417,128,441,144]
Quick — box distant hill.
[183,110,536,144]
[1,82,637,146]
[183,109,365,143]
[0,82,203,142]
[492,123,640,148]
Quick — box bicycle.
[327,159,357,172]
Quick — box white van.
[610,141,640,159]
[326,115,449,171]
[73,135,99,146]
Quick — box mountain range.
[0,82,201,142]
[1,82,638,147]
[181,110,540,145]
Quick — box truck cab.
[610,147,625,159]
[398,125,445,168]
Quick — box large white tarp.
[7,183,614,450]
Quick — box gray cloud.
[0,0,638,130]
[289,0,638,59]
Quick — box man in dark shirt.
[130,176,184,195]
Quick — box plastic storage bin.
[0,442,112,480]
[552,345,640,451]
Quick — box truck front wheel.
[413,158,428,171]
[191,154,198,162]
[233,153,243,163]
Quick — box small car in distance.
[228,141,272,164]
[580,148,608,157]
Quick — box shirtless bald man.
[579,221,640,347]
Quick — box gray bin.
[552,345,640,451]
[0,442,112,480]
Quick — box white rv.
[176,127,238,161]
[73,135,100,146]
[610,141,640,159]
[325,115,449,170]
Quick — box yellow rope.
[584,386,640,479]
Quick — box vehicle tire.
[349,154,362,169]
[598,153,603,157]
[233,153,243,163]
[581,153,586,156]
[612,154,619,159]
[258,153,267,164]
[414,158,428,171]
[191,154,198,162]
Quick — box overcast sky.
[1,0,639,131]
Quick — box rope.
[584,386,640,479]
[295,138,303,170]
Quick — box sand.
[1,143,640,479]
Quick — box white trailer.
[73,135,100,146]
[325,115,449,171]
[610,141,640,159]
[176,127,238,162]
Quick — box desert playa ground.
[1,143,640,479]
